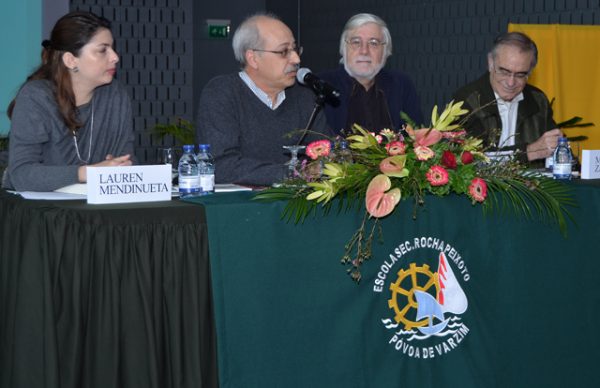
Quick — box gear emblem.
[387,263,440,330]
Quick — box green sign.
[208,25,229,39]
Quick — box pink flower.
[461,151,474,165]
[379,155,408,177]
[369,132,383,144]
[426,165,449,186]
[306,140,331,160]
[469,178,487,202]
[442,130,466,140]
[385,141,406,156]
[441,151,457,169]
[414,146,435,161]
[414,128,443,147]
[380,128,396,141]
[365,174,401,218]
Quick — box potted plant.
[151,118,195,147]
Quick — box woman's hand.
[78,154,133,182]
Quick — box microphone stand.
[296,93,326,145]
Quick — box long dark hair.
[7,11,111,133]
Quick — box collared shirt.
[238,71,286,110]
[495,91,524,148]
[345,77,393,132]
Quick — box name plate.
[580,150,600,180]
[87,165,171,204]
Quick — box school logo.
[374,237,470,359]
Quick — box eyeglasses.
[345,38,386,51]
[252,46,303,58]
[492,65,529,81]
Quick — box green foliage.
[151,118,195,146]
[549,97,594,133]
[557,116,594,129]
[254,102,577,283]
[480,170,575,235]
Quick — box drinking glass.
[282,145,306,182]
[157,147,179,183]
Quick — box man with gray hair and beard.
[319,13,423,134]
[196,13,331,186]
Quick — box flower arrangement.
[255,101,575,282]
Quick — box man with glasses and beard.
[319,13,423,135]
[196,13,330,186]
[453,31,561,163]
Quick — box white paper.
[215,183,252,192]
[484,150,514,163]
[55,183,87,195]
[18,191,86,200]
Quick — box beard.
[344,55,385,81]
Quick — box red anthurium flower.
[426,165,449,186]
[441,151,457,169]
[365,174,401,218]
[306,140,331,160]
[461,151,474,165]
[468,178,487,202]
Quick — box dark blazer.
[453,73,556,157]
[319,66,423,134]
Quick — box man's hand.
[78,154,133,182]
[526,128,562,161]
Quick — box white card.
[87,165,171,204]
[580,150,600,180]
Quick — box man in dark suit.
[453,32,561,162]
[319,13,423,135]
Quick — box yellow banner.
[508,23,600,154]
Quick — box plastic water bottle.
[552,137,572,180]
[178,144,200,197]
[336,140,353,163]
[196,144,215,195]
[328,140,337,162]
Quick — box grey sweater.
[3,79,135,191]
[196,73,331,186]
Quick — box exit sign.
[208,25,229,38]
[207,19,231,39]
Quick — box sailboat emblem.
[388,252,468,336]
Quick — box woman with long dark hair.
[3,11,134,191]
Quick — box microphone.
[296,67,340,103]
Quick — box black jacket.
[453,73,556,158]
[319,66,423,134]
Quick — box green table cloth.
[187,182,600,388]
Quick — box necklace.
[73,98,94,164]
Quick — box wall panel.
[299,0,600,118]
[71,0,194,163]
[64,0,600,161]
